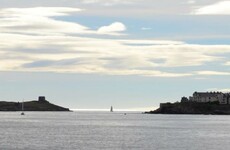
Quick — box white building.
[189,92,230,104]
[221,93,230,104]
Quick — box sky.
[0,0,230,111]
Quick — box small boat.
[21,100,25,115]
[110,106,113,112]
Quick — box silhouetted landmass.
[146,101,230,115]
[0,99,70,111]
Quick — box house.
[188,91,230,104]
[221,93,230,104]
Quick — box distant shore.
[0,99,70,111]
[145,101,230,115]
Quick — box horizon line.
[70,107,157,112]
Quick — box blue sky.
[0,0,229,111]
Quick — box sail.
[110,106,113,112]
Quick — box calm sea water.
[0,112,230,150]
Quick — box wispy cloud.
[0,7,90,36]
[0,7,127,36]
[0,7,230,77]
[141,27,152,30]
[0,7,83,17]
[188,0,196,4]
[192,1,230,15]
[81,0,136,6]
[197,71,230,76]
[224,61,230,65]
[1,31,230,77]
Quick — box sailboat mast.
[22,100,24,111]
[21,99,25,115]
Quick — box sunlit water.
[0,112,230,150]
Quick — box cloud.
[1,31,230,77]
[197,71,230,76]
[101,69,193,77]
[0,7,90,36]
[224,61,230,65]
[0,7,230,78]
[192,1,230,15]
[188,0,196,4]
[97,22,126,35]
[81,0,136,6]
[0,7,128,36]
[1,1,228,17]
[141,27,152,30]
[120,39,185,45]
[0,7,83,17]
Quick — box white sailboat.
[21,100,25,115]
[110,106,113,112]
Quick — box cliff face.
[0,100,70,111]
[146,102,230,115]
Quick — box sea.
[0,111,230,150]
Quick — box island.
[0,96,70,111]
[146,91,230,115]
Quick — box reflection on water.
[0,112,230,150]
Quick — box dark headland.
[146,101,230,115]
[0,96,70,111]
[146,91,230,115]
